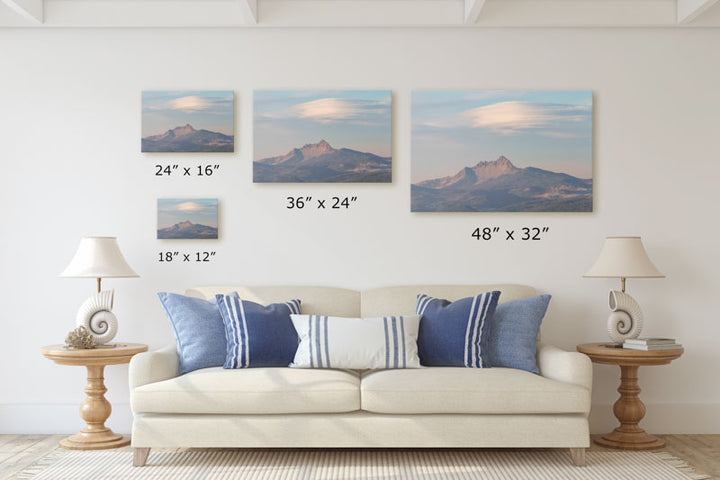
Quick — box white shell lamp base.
[76,290,118,344]
[606,290,644,344]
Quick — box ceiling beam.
[258,0,461,26]
[476,0,675,26]
[238,0,257,24]
[1,0,717,28]
[464,0,487,24]
[21,0,260,27]
[1,0,43,24]
[677,0,720,23]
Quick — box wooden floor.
[0,434,718,479]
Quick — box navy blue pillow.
[216,295,301,368]
[158,292,228,375]
[416,291,501,367]
[486,295,551,374]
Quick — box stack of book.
[623,338,682,350]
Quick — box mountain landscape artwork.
[142,91,234,152]
[254,90,392,183]
[412,90,593,212]
[157,199,218,240]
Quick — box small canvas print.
[254,90,392,183]
[157,199,218,239]
[142,91,234,152]
[412,90,593,212]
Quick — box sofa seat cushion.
[360,367,590,414]
[132,367,360,414]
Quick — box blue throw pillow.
[157,292,228,375]
[216,295,301,368]
[486,295,551,374]
[416,291,500,367]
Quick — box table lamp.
[583,236,664,344]
[60,236,139,345]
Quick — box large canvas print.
[412,90,593,212]
[254,90,392,183]
[142,91,234,152]
[157,199,218,239]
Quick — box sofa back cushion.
[187,285,535,319]
[184,285,542,358]
[361,285,536,317]
[186,286,361,317]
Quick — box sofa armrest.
[536,343,593,392]
[129,345,179,390]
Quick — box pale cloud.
[174,201,206,213]
[460,101,589,134]
[255,93,391,127]
[290,98,361,123]
[258,97,390,124]
[168,96,210,112]
[144,95,232,115]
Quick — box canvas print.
[412,90,593,212]
[157,199,218,239]
[142,91,234,152]
[254,90,392,183]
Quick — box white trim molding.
[588,403,720,435]
[2,402,719,435]
[0,403,134,435]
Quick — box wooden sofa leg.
[570,448,586,466]
[133,447,150,467]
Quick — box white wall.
[1,27,719,435]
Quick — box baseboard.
[2,403,719,435]
[589,403,720,434]
[0,403,133,434]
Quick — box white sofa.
[129,285,592,467]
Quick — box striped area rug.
[13,449,710,480]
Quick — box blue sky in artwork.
[254,90,392,160]
[157,198,218,229]
[412,90,593,183]
[142,91,234,137]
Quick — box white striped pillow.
[290,314,421,369]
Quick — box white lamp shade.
[60,236,139,278]
[584,236,664,278]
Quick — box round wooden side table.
[577,342,683,450]
[40,343,148,450]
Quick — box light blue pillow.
[157,292,228,375]
[216,295,301,368]
[416,291,501,367]
[486,294,551,374]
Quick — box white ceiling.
[1,0,719,27]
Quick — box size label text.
[286,196,358,210]
[471,227,550,241]
[158,251,217,263]
[155,165,221,177]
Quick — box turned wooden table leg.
[594,365,665,450]
[60,365,130,450]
